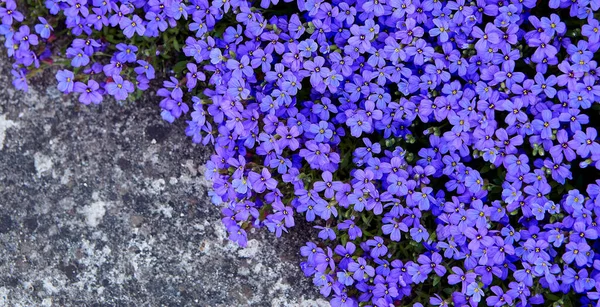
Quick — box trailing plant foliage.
[2,0,600,306]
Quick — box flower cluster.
[0,0,202,102]
[3,0,600,306]
[191,0,600,306]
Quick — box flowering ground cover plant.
[3,0,600,306]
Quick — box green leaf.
[173,60,188,75]
[306,22,315,34]
[361,212,370,225]
[340,234,348,246]
[432,275,441,287]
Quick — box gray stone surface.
[0,59,326,306]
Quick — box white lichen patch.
[41,298,53,307]
[42,277,64,295]
[0,287,9,306]
[148,178,166,194]
[155,203,173,218]
[33,152,53,177]
[298,298,331,307]
[199,219,240,255]
[60,169,73,185]
[80,200,108,227]
[73,240,113,296]
[183,159,198,177]
[197,164,211,187]
[0,114,18,150]
[237,239,260,258]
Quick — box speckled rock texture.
[0,58,326,306]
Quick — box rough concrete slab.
[0,52,325,306]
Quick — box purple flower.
[405,39,434,65]
[11,68,27,92]
[121,15,146,38]
[557,61,583,90]
[226,55,253,79]
[146,11,168,36]
[514,263,535,287]
[313,171,343,199]
[406,262,428,284]
[0,0,24,25]
[105,75,134,101]
[504,154,530,175]
[573,128,600,158]
[346,113,371,137]
[582,19,600,44]
[381,217,408,242]
[486,286,514,307]
[13,25,38,50]
[410,225,429,242]
[56,70,75,93]
[412,187,436,210]
[308,120,333,143]
[102,59,124,77]
[558,108,589,133]
[330,290,356,307]
[301,242,322,263]
[248,168,277,193]
[315,226,335,240]
[448,267,476,293]
[66,47,90,67]
[34,17,53,39]
[185,63,206,90]
[562,241,590,266]
[314,199,338,220]
[228,225,247,247]
[472,23,500,53]
[348,257,374,281]
[429,18,450,42]
[87,7,109,30]
[570,222,598,243]
[418,252,446,277]
[366,237,387,258]
[65,0,89,17]
[227,77,250,99]
[73,80,102,105]
[466,282,484,303]
[274,206,295,228]
[338,219,362,240]
[135,60,156,80]
[115,43,138,63]
[303,56,330,91]
[531,110,559,139]
[465,227,494,251]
